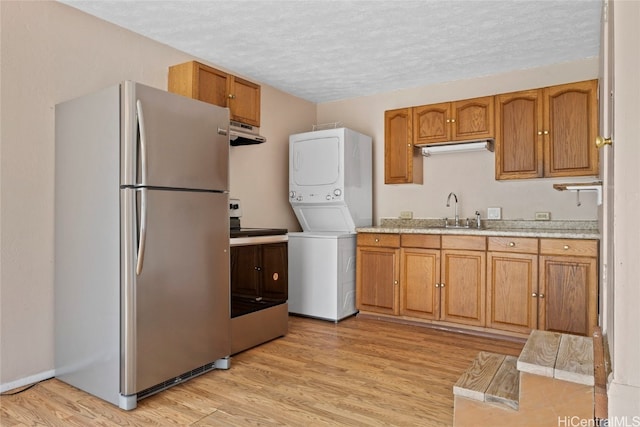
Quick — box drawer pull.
[563,245,570,250]
[508,242,516,247]
[532,292,538,297]
[375,238,380,243]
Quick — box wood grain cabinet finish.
[495,80,598,180]
[356,234,400,315]
[539,239,598,337]
[413,96,495,146]
[487,237,539,334]
[357,233,598,337]
[384,108,422,184]
[440,248,487,327]
[400,234,441,320]
[400,235,486,327]
[168,60,261,127]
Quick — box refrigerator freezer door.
[121,188,230,394]
[121,81,229,192]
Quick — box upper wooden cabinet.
[495,80,598,180]
[413,96,495,146]
[168,60,261,127]
[384,108,423,184]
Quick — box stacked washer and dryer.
[287,127,372,322]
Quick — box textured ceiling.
[58,0,602,103]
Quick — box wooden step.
[517,329,594,385]
[517,330,561,377]
[453,352,519,411]
[485,355,519,410]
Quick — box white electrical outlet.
[487,207,502,220]
[400,211,413,219]
[535,212,551,221]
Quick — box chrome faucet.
[446,192,459,227]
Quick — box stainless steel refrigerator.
[55,81,231,410]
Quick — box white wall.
[0,0,314,388]
[609,0,640,416]
[317,60,601,223]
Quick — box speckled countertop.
[357,218,600,239]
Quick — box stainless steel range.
[228,199,289,354]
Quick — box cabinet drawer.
[357,233,400,248]
[539,238,598,256]
[401,234,440,249]
[488,237,538,254]
[441,235,486,251]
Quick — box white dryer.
[289,128,372,232]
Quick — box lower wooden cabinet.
[356,234,400,315]
[539,255,598,336]
[487,251,539,334]
[440,248,486,327]
[358,232,598,337]
[400,247,440,320]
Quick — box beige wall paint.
[317,59,601,223]
[0,0,313,387]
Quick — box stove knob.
[289,190,296,198]
[326,194,332,200]
[296,195,302,201]
[333,188,342,197]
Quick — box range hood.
[229,121,266,146]
[420,140,494,157]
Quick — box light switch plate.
[487,207,502,220]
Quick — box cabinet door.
[400,248,440,320]
[260,243,288,301]
[452,96,494,141]
[544,80,599,177]
[487,252,538,334]
[356,246,399,315]
[228,76,261,127]
[384,108,422,184]
[539,255,598,336]
[230,246,260,299]
[495,89,544,179]
[441,249,486,327]
[413,102,451,145]
[197,64,229,108]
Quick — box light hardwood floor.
[1,315,524,426]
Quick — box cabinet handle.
[375,238,379,243]
[543,130,549,135]
[451,119,456,123]
[228,94,236,99]
[394,280,398,285]
[255,266,262,271]
[435,283,440,288]
[446,119,451,123]
[440,283,445,288]
[532,292,538,297]
[563,245,570,250]
[407,143,412,147]
[537,131,543,135]
[539,293,545,298]
[508,242,516,247]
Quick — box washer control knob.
[333,188,342,197]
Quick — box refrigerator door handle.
[136,100,148,186]
[136,188,147,275]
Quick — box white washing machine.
[287,128,372,322]
[287,232,357,322]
